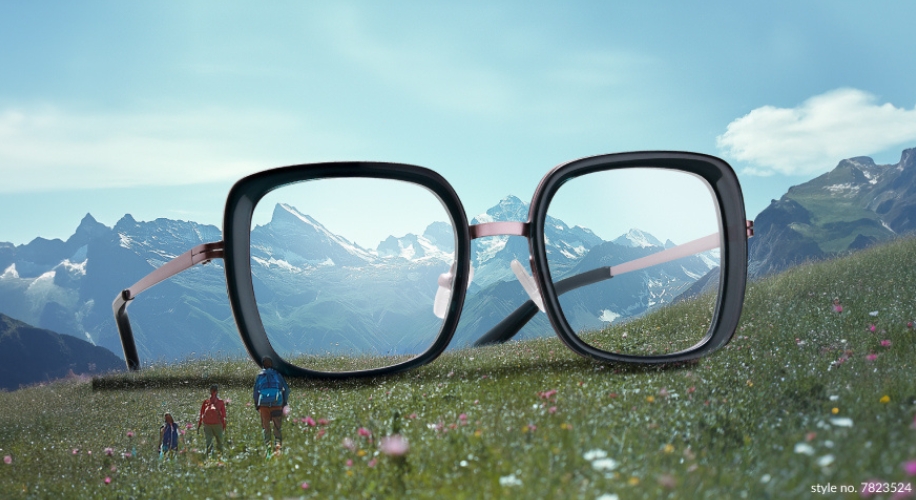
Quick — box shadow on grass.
[91,353,696,392]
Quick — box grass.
[4,237,916,499]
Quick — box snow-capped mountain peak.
[612,228,664,248]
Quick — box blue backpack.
[256,369,283,407]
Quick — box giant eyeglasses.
[114,151,753,378]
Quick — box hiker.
[253,356,290,453]
[197,384,227,456]
[159,411,180,459]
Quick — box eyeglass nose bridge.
[471,221,545,311]
[433,221,534,320]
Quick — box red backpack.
[201,399,221,425]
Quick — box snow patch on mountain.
[599,309,621,323]
[1,264,18,279]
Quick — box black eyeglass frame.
[113,151,749,378]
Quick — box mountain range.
[2,146,914,380]
[0,193,715,367]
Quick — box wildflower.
[866,353,878,361]
[458,413,468,423]
[367,458,377,467]
[830,417,854,427]
[316,429,326,438]
[305,416,316,427]
[126,431,135,438]
[72,449,79,455]
[104,447,114,456]
[646,396,655,403]
[346,459,353,467]
[357,427,371,438]
[817,454,835,467]
[548,406,558,414]
[283,406,291,416]
[318,418,329,425]
[794,443,815,455]
[880,395,890,404]
[592,458,619,471]
[869,311,879,317]
[584,449,608,461]
[104,477,111,485]
[831,408,839,414]
[499,474,522,487]
[832,298,843,313]
[3,455,11,465]
[881,340,892,347]
[904,461,916,476]
[342,438,356,451]
[663,444,675,454]
[869,324,877,332]
[380,435,409,456]
[301,482,310,490]
[539,389,557,400]
[628,477,640,486]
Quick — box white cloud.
[716,88,916,176]
[0,105,356,193]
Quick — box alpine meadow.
[2,235,916,499]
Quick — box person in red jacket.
[197,384,227,456]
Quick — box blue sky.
[2,1,916,246]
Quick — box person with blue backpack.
[253,356,290,454]
[158,411,180,460]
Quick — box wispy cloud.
[717,88,916,176]
[0,105,352,193]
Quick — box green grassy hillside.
[3,237,916,498]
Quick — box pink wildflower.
[126,431,135,438]
[301,482,310,490]
[408,413,417,420]
[318,418,329,425]
[3,455,11,465]
[458,413,468,424]
[346,459,353,467]
[342,438,356,451]
[549,406,558,414]
[316,429,326,439]
[104,477,112,485]
[869,324,877,332]
[379,435,410,456]
[104,447,114,456]
[305,416,317,427]
[358,427,371,438]
[368,458,377,467]
[866,353,878,361]
[904,460,916,476]
[881,340,892,347]
[186,423,193,429]
[283,406,291,416]
[72,449,79,455]
[539,389,557,400]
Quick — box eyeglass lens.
[250,177,457,372]
[545,167,722,356]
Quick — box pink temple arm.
[112,241,224,370]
